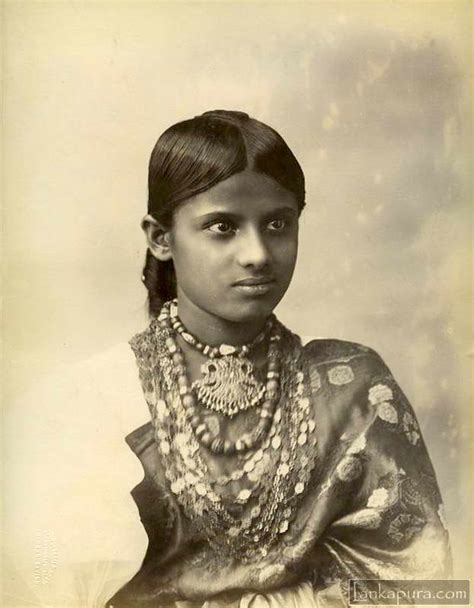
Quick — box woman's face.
[160,169,299,327]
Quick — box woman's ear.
[141,214,173,261]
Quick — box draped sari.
[105,321,452,607]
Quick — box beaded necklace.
[167,300,276,419]
[168,299,272,358]
[130,304,320,562]
[158,300,280,453]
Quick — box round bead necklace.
[168,300,273,358]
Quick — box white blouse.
[5,342,150,607]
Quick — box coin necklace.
[134,314,321,561]
[158,300,281,454]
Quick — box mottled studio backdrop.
[4,1,471,575]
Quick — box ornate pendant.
[192,356,265,417]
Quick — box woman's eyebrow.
[261,206,299,220]
[195,206,298,223]
[195,211,242,223]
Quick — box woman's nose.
[236,228,270,268]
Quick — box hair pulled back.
[142,110,306,316]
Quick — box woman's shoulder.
[300,336,390,382]
[12,339,150,440]
[302,335,375,358]
[73,341,142,393]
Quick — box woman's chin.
[223,297,280,324]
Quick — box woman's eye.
[207,222,234,234]
[267,218,287,232]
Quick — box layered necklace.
[130,300,319,561]
[158,300,280,454]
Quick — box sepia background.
[3,0,472,585]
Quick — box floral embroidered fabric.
[106,324,452,608]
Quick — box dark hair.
[142,109,306,316]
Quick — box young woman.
[7,110,451,608]
[104,110,452,607]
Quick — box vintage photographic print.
[3,1,472,607]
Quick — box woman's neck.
[175,294,269,347]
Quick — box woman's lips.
[233,277,275,295]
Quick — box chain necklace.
[129,308,320,562]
